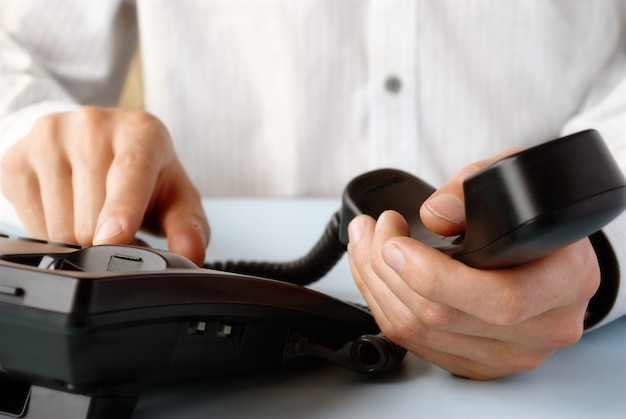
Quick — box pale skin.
[346,154,601,380]
[2,106,601,379]
[1,106,210,265]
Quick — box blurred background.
[119,47,143,110]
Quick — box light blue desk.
[135,198,626,419]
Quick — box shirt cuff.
[584,211,626,330]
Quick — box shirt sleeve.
[559,34,626,328]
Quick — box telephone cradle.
[0,129,624,419]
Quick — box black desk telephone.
[1,130,625,419]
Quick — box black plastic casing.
[458,129,626,267]
[340,130,626,268]
[0,240,378,394]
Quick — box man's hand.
[346,155,601,380]
[1,106,210,265]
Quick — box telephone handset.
[0,129,624,419]
[339,129,626,269]
[212,129,625,285]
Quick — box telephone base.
[0,374,139,419]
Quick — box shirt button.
[385,76,402,93]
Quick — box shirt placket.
[368,0,419,170]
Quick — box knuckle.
[419,301,456,329]
[29,115,65,156]
[551,240,600,303]
[1,147,23,178]
[551,328,583,349]
[114,111,173,167]
[72,106,106,136]
[72,109,106,139]
[394,320,418,342]
[409,267,442,302]
[124,110,171,144]
[489,284,533,326]
[497,303,529,327]
[548,319,584,349]
[125,109,158,127]
[31,113,61,138]
[1,146,36,200]
[114,146,161,174]
[384,315,428,346]
[1,170,26,200]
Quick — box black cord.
[204,210,408,374]
[204,210,346,286]
[288,333,407,374]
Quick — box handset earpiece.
[339,130,626,269]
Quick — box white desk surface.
[135,197,626,419]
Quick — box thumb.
[157,184,210,266]
[420,184,467,237]
[164,211,210,266]
[420,148,523,236]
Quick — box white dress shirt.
[1,0,625,326]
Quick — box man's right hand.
[1,106,210,265]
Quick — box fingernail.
[425,193,466,224]
[382,243,405,274]
[94,217,124,242]
[348,217,366,244]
